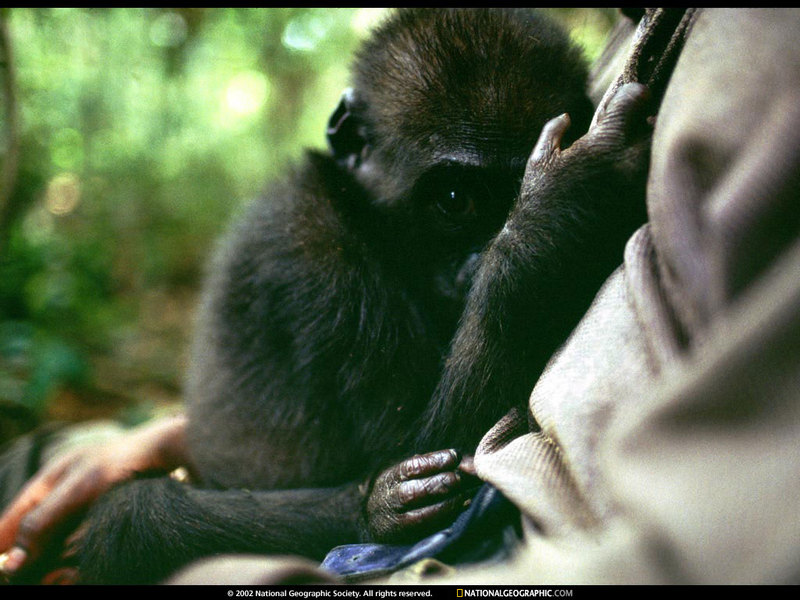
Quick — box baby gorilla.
[11,8,649,583]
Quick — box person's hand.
[0,414,188,581]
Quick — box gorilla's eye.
[436,189,475,218]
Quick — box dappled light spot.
[45,173,81,217]
[351,8,388,36]
[223,70,270,119]
[49,128,84,171]
[149,11,188,48]
[282,12,333,52]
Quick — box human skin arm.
[0,413,189,579]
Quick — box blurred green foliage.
[0,8,617,437]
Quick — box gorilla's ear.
[327,88,368,166]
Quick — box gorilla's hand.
[522,81,652,207]
[365,450,481,544]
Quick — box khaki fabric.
[168,555,338,585]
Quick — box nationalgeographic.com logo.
[457,590,573,598]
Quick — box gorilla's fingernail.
[531,113,571,163]
[0,547,26,574]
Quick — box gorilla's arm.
[73,479,362,585]
[416,83,651,452]
[366,83,651,541]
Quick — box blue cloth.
[320,483,520,580]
